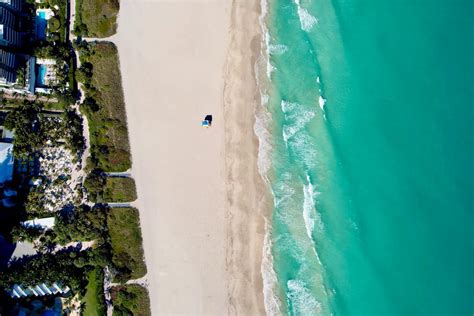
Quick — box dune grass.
[103,177,137,202]
[80,42,131,172]
[107,208,147,282]
[111,284,151,316]
[75,0,119,38]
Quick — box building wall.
[0,6,17,27]
[0,0,22,12]
[0,49,17,84]
[0,25,21,47]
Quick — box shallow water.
[260,0,473,314]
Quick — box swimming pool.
[36,64,47,86]
[35,11,47,40]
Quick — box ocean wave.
[258,0,274,79]
[261,219,283,316]
[303,174,324,266]
[293,0,318,32]
[288,131,318,170]
[269,43,289,55]
[318,96,326,111]
[281,101,316,142]
[272,172,296,208]
[303,175,323,241]
[287,279,322,315]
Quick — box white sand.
[115,0,267,314]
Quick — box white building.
[9,282,70,299]
[21,217,56,230]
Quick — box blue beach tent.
[202,115,213,127]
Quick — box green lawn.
[79,42,131,172]
[102,177,137,202]
[111,284,151,316]
[107,208,147,281]
[83,268,106,316]
[75,0,119,38]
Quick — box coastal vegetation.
[0,0,150,312]
[102,177,137,202]
[8,205,146,285]
[0,251,90,292]
[77,41,131,172]
[107,208,147,282]
[53,204,109,244]
[84,171,136,203]
[74,0,119,38]
[111,284,151,316]
[83,268,107,315]
[3,103,85,158]
[3,103,45,158]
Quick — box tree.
[84,170,106,201]
[10,225,44,242]
[48,17,61,32]
[4,104,45,158]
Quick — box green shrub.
[107,208,146,282]
[75,0,119,37]
[77,42,131,172]
[54,204,108,244]
[102,177,137,203]
[48,17,61,32]
[84,170,107,201]
[10,225,44,243]
[111,285,151,316]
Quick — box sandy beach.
[115,0,267,314]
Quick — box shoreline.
[224,0,270,314]
[115,0,268,313]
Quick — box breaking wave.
[281,100,316,142]
[293,0,318,32]
[269,43,289,55]
[287,279,323,315]
[261,219,283,315]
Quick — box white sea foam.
[286,130,318,171]
[287,279,322,315]
[257,1,284,314]
[259,0,274,79]
[303,176,316,240]
[254,106,273,180]
[273,173,296,208]
[281,101,316,142]
[261,93,269,105]
[302,175,325,265]
[318,96,326,111]
[261,220,283,316]
[293,0,318,32]
[269,43,288,55]
[316,76,320,84]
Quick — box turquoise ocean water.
[258,0,473,314]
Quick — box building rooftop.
[9,282,70,299]
[22,217,56,229]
